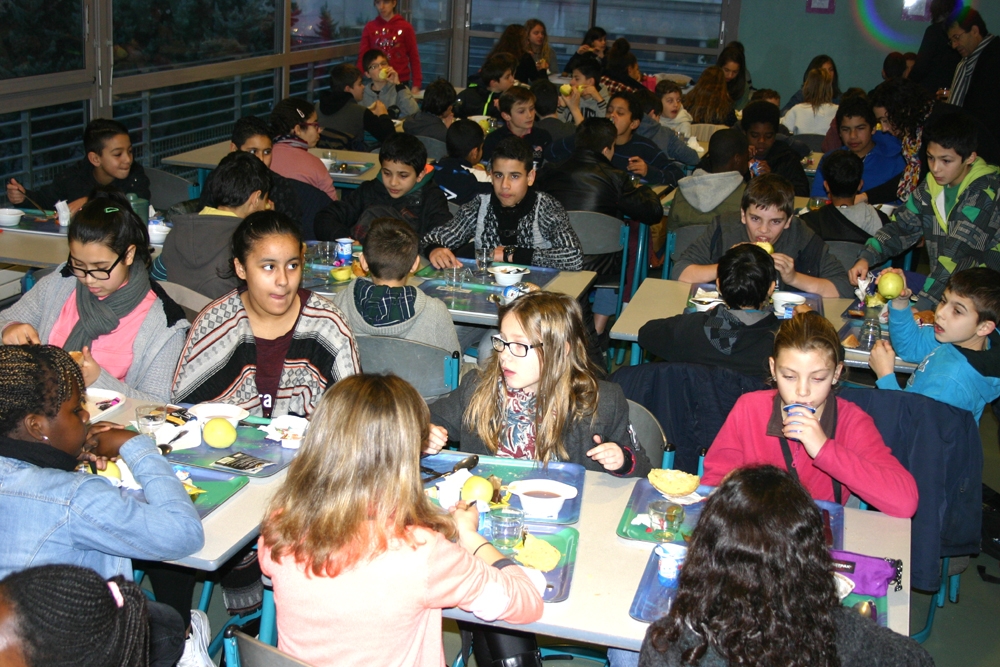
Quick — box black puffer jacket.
[535,148,663,225]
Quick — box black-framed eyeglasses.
[491,335,542,358]
[66,252,125,280]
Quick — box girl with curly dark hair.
[638,465,934,667]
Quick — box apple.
[754,241,773,254]
[461,475,494,503]
[203,418,237,449]
[96,460,121,480]
[559,84,572,96]
[878,272,904,300]
[379,67,390,80]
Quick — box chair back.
[447,200,461,216]
[355,336,459,399]
[826,241,865,273]
[690,124,727,143]
[663,223,708,279]
[157,280,212,321]
[795,134,826,152]
[567,211,625,255]
[224,629,311,667]
[288,178,335,241]
[417,136,448,161]
[147,167,196,211]
[627,400,668,468]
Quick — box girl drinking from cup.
[268,97,338,200]
[258,374,543,667]
[0,192,189,403]
[427,291,651,476]
[172,210,359,418]
[702,311,918,518]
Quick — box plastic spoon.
[421,455,479,483]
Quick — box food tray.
[629,547,679,623]
[86,389,127,424]
[617,479,844,547]
[421,451,585,524]
[479,522,578,603]
[840,298,889,328]
[327,161,374,177]
[838,321,892,358]
[416,259,557,290]
[124,465,248,519]
[686,283,823,318]
[615,479,709,544]
[165,426,297,478]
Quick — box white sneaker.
[178,609,214,667]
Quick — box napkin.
[854,272,873,304]
[687,136,705,156]
[433,468,488,512]
[657,490,704,505]
[55,201,71,226]
[258,415,309,449]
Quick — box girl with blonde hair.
[524,19,557,75]
[781,68,838,135]
[427,291,650,475]
[682,66,736,126]
[259,373,543,667]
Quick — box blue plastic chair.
[223,627,310,667]
[452,645,608,667]
[910,557,961,643]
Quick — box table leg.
[630,343,641,366]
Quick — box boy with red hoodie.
[358,0,422,92]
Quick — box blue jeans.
[607,648,639,667]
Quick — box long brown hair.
[260,374,456,577]
[683,66,733,125]
[772,311,844,370]
[802,67,834,111]
[465,292,600,464]
[524,19,549,58]
[487,24,528,61]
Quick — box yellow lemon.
[96,460,121,480]
[461,475,494,503]
[203,418,238,449]
[755,241,773,254]
[330,266,353,282]
[559,84,572,96]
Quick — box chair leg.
[223,627,242,667]
[198,580,214,613]
[948,572,960,604]
[629,343,641,366]
[208,609,262,658]
[911,558,949,643]
[936,557,950,608]
[258,586,277,646]
[541,645,609,665]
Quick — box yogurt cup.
[655,543,688,586]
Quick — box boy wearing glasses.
[360,49,419,119]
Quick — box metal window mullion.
[21,111,32,189]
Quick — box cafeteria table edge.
[609,278,691,365]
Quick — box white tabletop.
[0,228,162,270]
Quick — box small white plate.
[86,388,127,424]
[188,403,250,427]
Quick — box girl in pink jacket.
[703,312,918,518]
[259,374,544,667]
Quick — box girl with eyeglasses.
[428,291,650,474]
[268,97,338,200]
[0,191,189,403]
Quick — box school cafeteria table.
[0,224,162,270]
[105,397,913,642]
[161,141,381,191]
[610,278,917,373]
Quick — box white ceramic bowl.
[691,298,723,312]
[188,403,250,427]
[507,479,578,519]
[489,266,530,287]
[772,291,806,316]
[148,224,170,244]
[0,208,24,227]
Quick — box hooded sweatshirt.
[155,209,242,299]
[316,90,396,151]
[802,203,886,243]
[362,82,419,119]
[357,14,421,89]
[668,169,745,229]
[402,111,449,143]
[332,277,459,354]
[878,301,1000,423]
[660,107,693,139]
[810,131,906,199]
[637,115,699,166]
[858,157,1000,305]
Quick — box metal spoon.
[421,455,479,483]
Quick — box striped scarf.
[949,35,995,107]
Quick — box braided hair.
[0,564,149,667]
[0,345,86,437]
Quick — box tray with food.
[114,463,248,519]
[166,425,296,478]
[839,321,892,357]
[479,522,579,603]
[421,451,585,524]
[686,283,823,318]
[616,471,708,544]
[629,547,680,623]
[842,298,935,328]
[85,388,128,424]
[324,161,374,178]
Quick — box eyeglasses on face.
[66,251,126,280]
[491,335,542,358]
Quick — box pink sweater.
[258,528,543,667]
[358,15,421,89]
[703,390,919,518]
[270,142,337,200]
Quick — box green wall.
[737,0,1000,104]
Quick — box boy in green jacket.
[848,113,1000,309]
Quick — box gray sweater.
[0,267,189,402]
[638,606,934,667]
[362,82,419,118]
[331,278,460,354]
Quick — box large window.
[0,0,85,80]
[0,102,89,188]
[291,0,370,51]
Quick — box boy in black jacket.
[7,119,149,215]
[433,119,493,205]
[316,64,397,151]
[453,53,517,119]
[314,133,451,241]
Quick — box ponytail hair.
[0,564,149,667]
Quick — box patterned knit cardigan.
[171,289,360,418]
[421,191,584,271]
